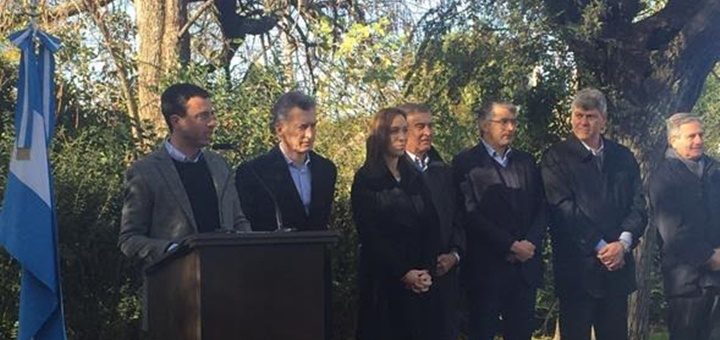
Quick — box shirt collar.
[405,151,429,164]
[480,138,512,159]
[164,140,203,163]
[279,143,310,168]
[580,138,604,156]
[665,147,705,176]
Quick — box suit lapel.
[473,144,514,208]
[420,158,453,244]
[152,148,197,232]
[569,136,613,226]
[267,146,307,221]
[204,151,228,212]
[308,152,327,222]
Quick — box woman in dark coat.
[352,107,444,340]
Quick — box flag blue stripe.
[19,268,59,340]
[1,172,57,288]
[1,26,66,340]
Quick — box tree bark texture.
[135,0,189,138]
[543,1,720,339]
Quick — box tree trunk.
[134,0,189,140]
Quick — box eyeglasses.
[489,118,518,127]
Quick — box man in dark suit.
[235,91,337,231]
[649,113,720,340]
[399,103,465,340]
[541,88,647,340]
[453,101,546,340]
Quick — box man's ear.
[169,114,181,128]
[478,121,486,136]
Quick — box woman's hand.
[402,269,432,293]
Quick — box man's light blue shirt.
[280,144,312,215]
[480,138,512,168]
[164,140,203,163]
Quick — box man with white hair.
[648,113,720,340]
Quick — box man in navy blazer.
[235,91,337,231]
[649,113,720,340]
[400,103,465,340]
[453,101,546,340]
[541,88,646,340]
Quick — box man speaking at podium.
[118,83,251,265]
[235,91,337,231]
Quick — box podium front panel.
[147,253,202,339]
[146,232,336,340]
[200,244,326,339]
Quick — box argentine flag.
[0,27,67,339]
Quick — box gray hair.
[270,91,316,132]
[572,88,607,116]
[666,112,703,143]
[476,101,518,123]
[397,103,432,117]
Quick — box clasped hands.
[597,241,626,272]
[402,269,432,293]
[506,240,536,263]
[402,252,459,294]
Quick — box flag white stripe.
[43,49,51,139]
[18,56,30,147]
[9,110,51,207]
[10,29,32,46]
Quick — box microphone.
[245,163,294,232]
[211,143,237,150]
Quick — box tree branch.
[80,0,142,146]
[178,0,214,39]
[631,0,708,49]
[46,0,115,21]
[214,0,277,39]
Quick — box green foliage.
[0,53,19,340]
[163,63,283,163]
[405,0,574,159]
[52,125,139,339]
[697,66,720,158]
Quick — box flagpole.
[29,0,38,37]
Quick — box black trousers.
[667,290,720,340]
[468,265,536,340]
[558,293,628,340]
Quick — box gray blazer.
[118,145,250,265]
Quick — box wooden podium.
[145,231,338,340]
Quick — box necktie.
[414,157,425,171]
[593,153,603,171]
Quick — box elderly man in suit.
[119,83,250,265]
[453,101,546,340]
[235,91,337,231]
[541,88,647,340]
[649,113,720,340]
[399,103,465,340]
